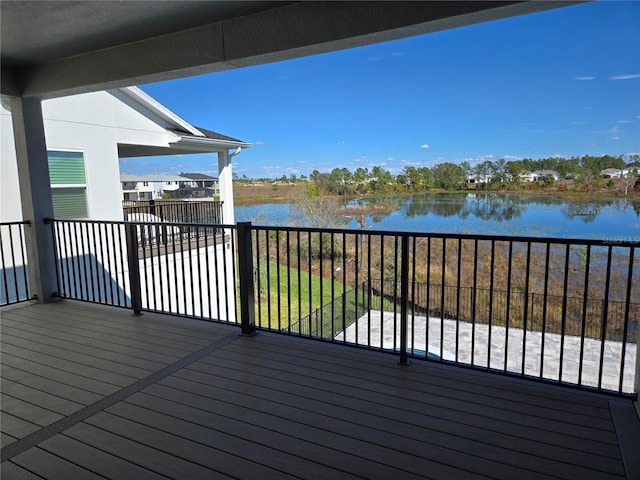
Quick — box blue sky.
[121,1,640,179]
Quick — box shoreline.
[234,181,640,207]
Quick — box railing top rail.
[46,218,235,229]
[0,220,31,226]
[42,218,640,247]
[123,200,223,205]
[249,223,640,248]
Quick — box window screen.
[48,151,88,219]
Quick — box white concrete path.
[337,311,637,393]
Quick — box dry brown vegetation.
[254,228,639,340]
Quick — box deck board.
[178,356,623,478]
[1,300,637,479]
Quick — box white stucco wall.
[2,92,126,222]
[1,109,22,223]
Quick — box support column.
[217,150,235,226]
[11,97,58,303]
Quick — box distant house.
[600,167,640,178]
[120,173,185,201]
[520,170,559,182]
[466,174,492,185]
[179,173,220,196]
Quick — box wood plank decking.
[1,300,638,479]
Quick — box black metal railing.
[249,225,638,396]
[123,199,223,224]
[369,279,638,342]
[0,221,31,306]
[46,218,638,396]
[50,219,239,323]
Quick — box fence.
[43,218,639,395]
[50,219,239,323]
[369,279,638,342]
[0,221,31,305]
[248,225,638,395]
[123,199,223,224]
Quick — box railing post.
[125,223,143,316]
[237,222,256,336]
[398,234,410,365]
[149,199,156,217]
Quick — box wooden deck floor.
[1,300,638,479]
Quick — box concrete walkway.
[338,311,637,393]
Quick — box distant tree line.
[304,154,640,195]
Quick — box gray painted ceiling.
[1,1,578,99]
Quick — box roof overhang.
[118,134,251,158]
[1,1,581,100]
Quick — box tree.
[459,161,472,179]
[353,167,369,194]
[417,167,434,189]
[506,161,524,185]
[473,161,493,188]
[432,162,466,190]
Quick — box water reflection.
[236,194,640,239]
[561,202,602,223]
[347,194,638,225]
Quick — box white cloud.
[420,144,430,149]
[367,52,406,62]
[618,120,632,124]
[337,140,346,144]
[573,76,595,81]
[503,155,522,161]
[607,137,620,141]
[610,73,640,80]
[253,141,267,146]
[569,121,587,125]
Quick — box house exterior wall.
[1,92,126,222]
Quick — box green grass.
[254,261,346,329]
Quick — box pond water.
[235,193,640,241]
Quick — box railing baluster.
[399,234,409,365]
[559,244,570,383]
[618,246,634,394]
[541,243,551,379]
[505,240,513,373]
[456,238,462,363]
[521,241,531,377]
[598,245,614,390]
[578,244,591,387]
[471,238,478,366]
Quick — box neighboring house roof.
[179,173,218,181]
[120,173,185,182]
[193,126,245,143]
[139,173,186,182]
[120,173,145,182]
[114,86,252,157]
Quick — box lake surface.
[235,193,640,240]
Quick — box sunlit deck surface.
[1,301,638,479]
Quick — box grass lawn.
[254,261,346,329]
